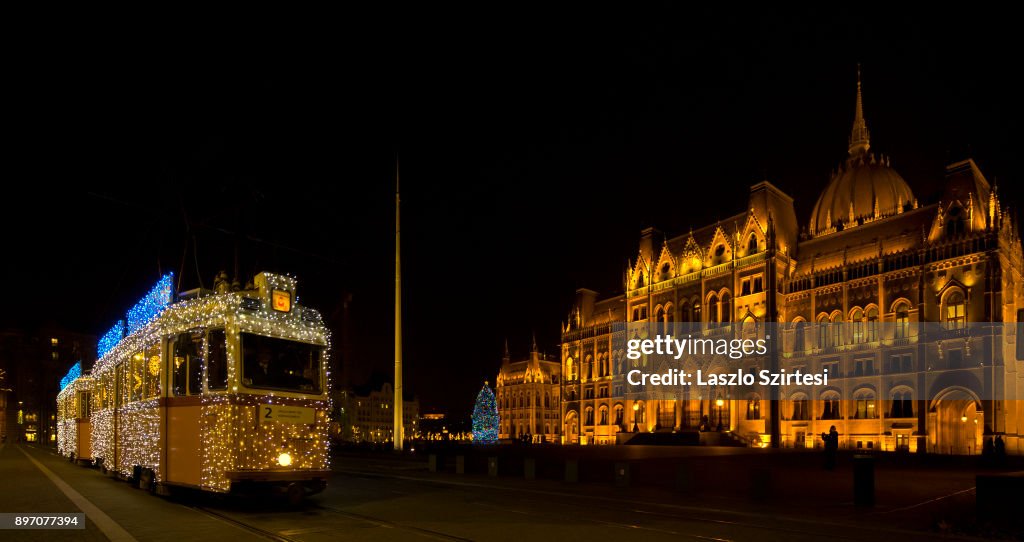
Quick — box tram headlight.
[278,452,293,467]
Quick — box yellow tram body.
[64,271,331,495]
[57,368,93,463]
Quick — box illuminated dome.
[808,74,915,236]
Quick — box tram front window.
[241,333,322,394]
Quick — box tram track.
[314,504,475,541]
[186,500,474,541]
[334,468,971,542]
[188,505,304,542]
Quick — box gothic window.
[817,315,830,348]
[830,313,843,346]
[945,206,966,237]
[854,390,877,419]
[660,263,671,282]
[707,294,719,325]
[792,320,805,354]
[894,302,910,339]
[791,394,809,421]
[746,395,761,420]
[599,406,609,425]
[851,308,864,343]
[747,234,758,255]
[585,407,594,426]
[945,291,966,329]
[721,292,732,323]
[821,392,841,420]
[866,307,879,342]
[614,404,624,425]
[890,389,914,418]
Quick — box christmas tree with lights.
[471,382,499,444]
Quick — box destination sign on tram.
[260,404,314,424]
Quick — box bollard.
[853,455,875,506]
[524,457,536,480]
[614,462,630,487]
[428,454,439,473]
[565,459,578,483]
[456,455,465,475]
[488,456,498,477]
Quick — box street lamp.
[632,403,639,432]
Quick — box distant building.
[0,327,95,444]
[496,338,561,443]
[334,380,419,444]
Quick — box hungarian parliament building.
[554,78,1023,455]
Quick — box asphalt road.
[0,443,997,541]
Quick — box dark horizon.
[5,7,1021,421]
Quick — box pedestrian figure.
[821,425,839,470]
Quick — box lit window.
[51,338,58,346]
[945,291,966,329]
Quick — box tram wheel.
[286,483,304,506]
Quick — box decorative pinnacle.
[848,65,871,156]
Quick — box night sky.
[6,7,1020,421]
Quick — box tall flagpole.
[394,157,405,451]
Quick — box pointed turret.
[848,65,871,156]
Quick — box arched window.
[566,358,576,381]
[830,313,843,346]
[614,404,624,426]
[599,406,609,425]
[720,292,732,323]
[746,394,761,420]
[791,394,809,421]
[894,302,910,339]
[817,315,830,348]
[792,320,805,354]
[680,301,692,323]
[821,391,841,420]
[945,206,966,237]
[890,389,914,418]
[866,307,879,342]
[660,263,671,282]
[584,407,594,426]
[747,234,758,255]
[851,308,864,343]
[655,306,666,336]
[544,393,550,407]
[854,390,877,419]
[945,291,966,330]
[707,294,719,325]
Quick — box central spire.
[848,65,871,156]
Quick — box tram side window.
[241,332,323,393]
[207,329,228,391]
[172,331,205,396]
[79,392,91,419]
[144,342,161,399]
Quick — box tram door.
[165,332,204,486]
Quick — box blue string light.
[60,361,81,391]
[97,320,125,359]
[126,273,174,334]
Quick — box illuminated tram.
[57,362,93,464]
[57,271,331,501]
